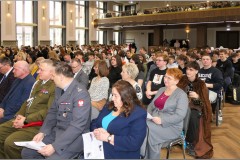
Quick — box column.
[1,1,17,47]
[196,25,207,48]
[89,1,97,44]
[153,27,163,46]
[66,1,76,46]
[38,1,50,46]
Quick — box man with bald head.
[0,61,35,123]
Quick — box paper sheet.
[14,141,46,151]
[147,112,153,119]
[82,132,104,159]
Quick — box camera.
[187,83,193,95]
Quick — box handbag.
[194,117,212,158]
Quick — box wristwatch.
[107,135,112,143]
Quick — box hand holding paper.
[14,141,46,151]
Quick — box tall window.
[113,31,119,45]
[96,1,104,19]
[75,1,86,46]
[49,1,62,46]
[96,1,104,44]
[16,1,33,47]
[113,4,120,17]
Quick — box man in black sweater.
[216,49,234,91]
[199,53,224,122]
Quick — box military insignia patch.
[78,100,84,107]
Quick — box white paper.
[82,132,104,159]
[14,141,46,151]
[147,112,153,119]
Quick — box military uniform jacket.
[39,79,91,154]
[16,80,55,123]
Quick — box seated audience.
[145,54,168,104]
[21,62,91,159]
[178,61,213,158]
[91,80,147,159]
[177,54,188,74]
[0,61,35,123]
[167,55,178,68]
[0,59,56,159]
[108,55,122,88]
[143,68,188,159]
[88,60,109,118]
[231,53,240,75]
[70,58,89,88]
[130,54,145,87]
[121,63,142,100]
[30,57,45,80]
[0,57,16,103]
[198,54,223,113]
[216,49,234,91]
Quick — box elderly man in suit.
[0,59,56,159]
[22,62,91,159]
[0,57,16,103]
[70,58,89,88]
[0,61,35,123]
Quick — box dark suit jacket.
[0,69,16,103]
[0,74,35,123]
[91,105,147,159]
[75,69,89,88]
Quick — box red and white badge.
[78,100,84,107]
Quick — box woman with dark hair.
[177,61,213,159]
[108,55,122,88]
[91,80,147,159]
[5,48,14,62]
[130,54,145,87]
[88,60,109,117]
[177,54,188,74]
[26,51,37,71]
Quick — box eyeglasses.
[71,65,80,69]
[156,59,164,62]
[164,76,175,81]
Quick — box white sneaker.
[218,110,223,124]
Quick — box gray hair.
[122,63,139,79]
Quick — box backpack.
[226,85,240,105]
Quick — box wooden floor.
[160,102,240,159]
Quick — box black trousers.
[186,109,201,144]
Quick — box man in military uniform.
[22,62,91,159]
[0,59,56,159]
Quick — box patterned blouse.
[88,77,110,101]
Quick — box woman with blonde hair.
[121,63,142,100]
[14,51,26,62]
[48,50,60,61]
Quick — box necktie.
[0,75,6,84]
[61,89,64,96]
